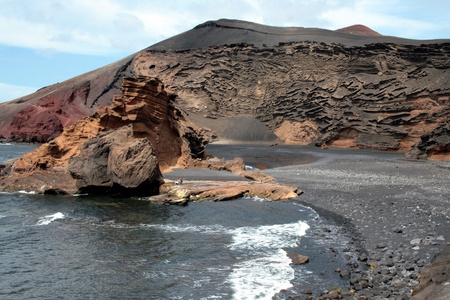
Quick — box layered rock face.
[136,42,450,159]
[0,77,209,194]
[1,20,449,159]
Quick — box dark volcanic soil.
[205,144,450,299]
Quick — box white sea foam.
[245,165,260,171]
[228,249,294,300]
[242,195,267,202]
[36,212,65,225]
[140,223,227,235]
[140,217,310,299]
[228,221,309,299]
[18,190,37,195]
[230,221,309,251]
[145,220,310,299]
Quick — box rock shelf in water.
[149,179,300,204]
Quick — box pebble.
[376,243,387,249]
[393,226,403,233]
[301,289,313,295]
[340,269,351,279]
[358,253,368,261]
[410,238,422,245]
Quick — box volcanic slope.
[0,19,449,159]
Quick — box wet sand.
[202,144,450,299]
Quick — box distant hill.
[0,19,449,159]
[335,24,382,36]
[148,19,445,51]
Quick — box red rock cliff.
[0,77,209,194]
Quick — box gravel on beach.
[265,158,449,299]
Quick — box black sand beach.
[182,144,450,299]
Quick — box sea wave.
[140,223,227,235]
[142,220,309,299]
[18,190,37,195]
[230,221,309,250]
[36,212,65,226]
[228,249,295,300]
[228,221,309,299]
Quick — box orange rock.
[0,76,210,194]
[158,180,300,202]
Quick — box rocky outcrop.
[1,20,449,159]
[405,119,450,160]
[0,125,163,195]
[0,76,209,194]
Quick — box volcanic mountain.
[1,19,449,159]
[335,25,381,36]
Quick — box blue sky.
[0,0,449,103]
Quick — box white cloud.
[0,83,38,103]
[319,0,442,39]
[0,0,448,57]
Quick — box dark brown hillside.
[148,19,442,50]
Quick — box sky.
[0,0,449,103]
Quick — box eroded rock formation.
[0,76,209,194]
[135,42,449,159]
[1,20,449,159]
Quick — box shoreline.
[205,144,449,299]
[268,159,449,299]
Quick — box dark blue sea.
[0,143,355,299]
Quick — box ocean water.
[0,144,353,299]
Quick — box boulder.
[287,253,310,265]
[411,244,450,300]
[68,125,163,195]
